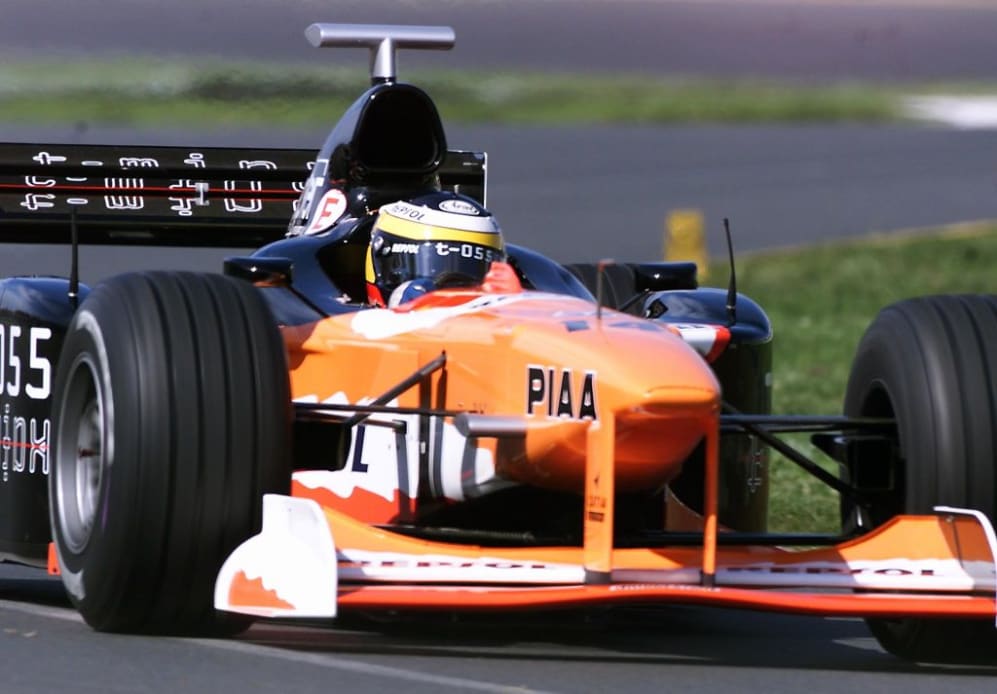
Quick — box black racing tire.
[843,294,997,663]
[48,271,292,634]
[563,263,637,310]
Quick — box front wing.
[214,414,997,623]
[216,494,996,620]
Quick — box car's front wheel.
[844,294,997,663]
[49,271,292,634]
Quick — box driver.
[365,192,521,307]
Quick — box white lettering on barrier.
[19,193,55,211]
[103,178,144,210]
[119,157,160,168]
[224,180,263,213]
[32,151,67,166]
[24,176,56,187]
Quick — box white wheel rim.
[55,357,107,554]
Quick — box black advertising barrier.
[0,143,484,247]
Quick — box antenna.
[723,218,737,326]
[595,259,615,322]
[305,23,456,85]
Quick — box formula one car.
[0,24,994,663]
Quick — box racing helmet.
[365,192,505,307]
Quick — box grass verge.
[0,59,911,127]
[726,223,997,532]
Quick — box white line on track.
[0,598,83,624]
[191,636,553,693]
[0,599,551,693]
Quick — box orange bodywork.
[287,289,720,522]
[217,288,997,622]
[322,501,997,619]
[229,573,295,611]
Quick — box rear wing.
[0,143,485,247]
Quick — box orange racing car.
[0,23,993,663]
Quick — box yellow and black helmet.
[365,192,505,306]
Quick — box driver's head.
[365,192,505,307]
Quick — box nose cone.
[515,313,721,416]
[612,335,721,413]
[504,312,721,492]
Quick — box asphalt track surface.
[2,562,997,694]
[4,0,997,81]
[2,1,997,692]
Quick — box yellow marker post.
[665,209,708,279]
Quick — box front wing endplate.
[215,497,997,621]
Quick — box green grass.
[0,58,924,127]
[725,223,997,532]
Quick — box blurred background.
[2,0,997,271]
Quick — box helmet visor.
[373,231,504,296]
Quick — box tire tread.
[49,271,291,634]
[845,293,997,663]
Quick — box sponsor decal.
[744,443,765,494]
[293,393,417,505]
[526,365,598,420]
[390,242,421,254]
[386,201,426,222]
[665,323,731,362]
[720,559,997,590]
[615,559,996,591]
[433,242,497,262]
[293,390,502,507]
[587,493,608,522]
[438,198,481,215]
[305,188,348,234]
[382,200,500,233]
[0,324,53,482]
[725,565,939,576]
[338,549,585,584]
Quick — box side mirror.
[224,256,293,287]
